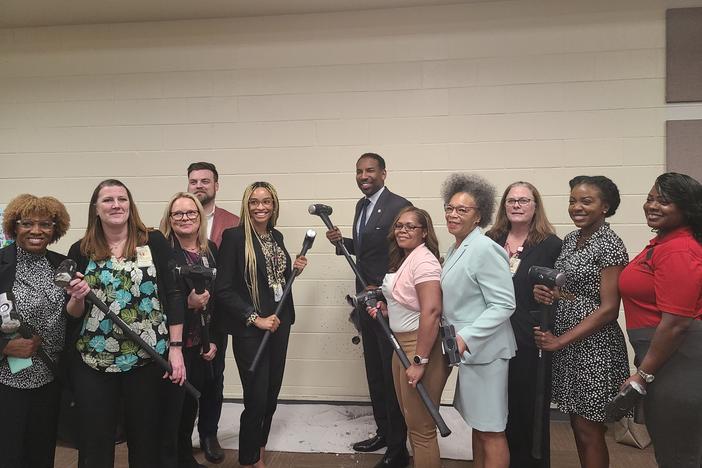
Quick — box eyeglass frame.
[248,198,274,208]
[170,210,200,221]
[393,222,424,232]
[443,204,478,216]
[505,197,532,207]
[15,219,55,231]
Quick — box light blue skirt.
[454,358,509,432]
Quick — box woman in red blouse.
[619,172,702,468]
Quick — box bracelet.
[246,312,259,327]
[169,341,183,347]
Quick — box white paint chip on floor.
[200,402,472,461]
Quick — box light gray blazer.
[441,227,517,365]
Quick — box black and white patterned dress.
[551,223,629,422]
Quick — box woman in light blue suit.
[440,173,517,468]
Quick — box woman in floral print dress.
[65,179,185,468]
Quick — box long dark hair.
[387,206,441,272]
[654,172,702,243]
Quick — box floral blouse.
[76,246,167,372]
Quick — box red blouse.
[619,227,702,329]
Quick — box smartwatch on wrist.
[413,355,429,365]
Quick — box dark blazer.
[210,206,240,249]
[0,244,66,355]
[494,233,562,350]
[340,187,412,289]
[169,237,224,348]
[215,226,295,338]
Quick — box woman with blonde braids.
[215,181,307,468]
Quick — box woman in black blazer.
[487,181,561,468]
[215,181,307,468]
[159,192,219,468]
[0,194,70,468]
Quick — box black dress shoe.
[373,450,410,468]
[353,434,387,452]
[200,435,225,464]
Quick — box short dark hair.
[187,162,219,182]
[358,153,386,170]
[655,172,702,243]
[441,173,497,228]
[569,175,620,217]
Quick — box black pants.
[71,357,162,468]
[0,380,60,468]
[231,321,290,465]
[359,311,407,456]
[505,346,551,468]
[197,337,227,439]
[160,347,207,468]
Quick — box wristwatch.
[246,312,259,327]
[637,368,655,383]
[413,355,429,365]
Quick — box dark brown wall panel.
[666,7,702,103]
[666,119,702,182]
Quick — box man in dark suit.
[187,162,239,463]
[326,153,411,468]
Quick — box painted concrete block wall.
[1,0,699,401]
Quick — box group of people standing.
[326,155,701,468]
[0,153,700,468]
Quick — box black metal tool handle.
[310,207,451,436]
[17,323,60,378]
[531,302,553,459]
[248,230,316,374]
[55,260,201,399]
[372,304,451,437]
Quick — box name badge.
[509,256,521,276]
[508,246,523,276]
[136,246,154,268]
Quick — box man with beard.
[187,162,239,463]
[326,153,411,468]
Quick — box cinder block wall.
[1,0,696,401]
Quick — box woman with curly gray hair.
[440,174,517,468]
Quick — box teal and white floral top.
[76,248,168,372]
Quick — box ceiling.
[0,0,494,28]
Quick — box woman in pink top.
[370,206,449,468]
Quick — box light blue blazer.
[441,227,517,365]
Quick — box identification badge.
[508,246,523,276]
[136,246,154,268]
[509,256,521,276]
[273,283,283,302]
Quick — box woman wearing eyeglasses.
[63,179,186,468]
[440,174,516,468]
[215,181,307,468]
[158,192,219,468]
[486,182,561,468]
[0,194,70,468]
[366,206,448,468]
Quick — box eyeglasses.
[505,198,532,207]
[170,210,200,221]
[393,223,422,232]
[248,199,274,208]
[443,205,477,216]
[16,219,55,231]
